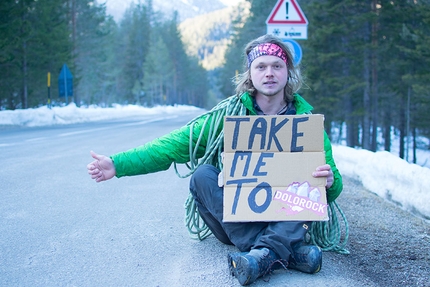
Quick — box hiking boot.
[228,248,280,286]
[289,242,322,274]
[227,251,247,276]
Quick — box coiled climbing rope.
[174,95,349,254]
[177,95,246,241]
[308,201,350,254]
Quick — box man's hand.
[218,152,225,187]
[87,151,116,183]
[312,164,334,189]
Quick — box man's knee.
[190,164,219,195]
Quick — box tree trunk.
[370,0,379,152]
[71,0,77,106]
[412,126,417,164]
[362,52,371,150]
[399,92,406,159]
[405,85,412,161]
[21,1,28,109]
[383,102,391,151]
[22,40,28,109]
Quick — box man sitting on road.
[87,34,343,286]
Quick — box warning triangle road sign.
[266,0,308,25]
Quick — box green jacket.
[111,93,343,202]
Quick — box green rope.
[174,95,349,253]
[184,192,212,241]
[308,201,350,254]
[174,95,246,240]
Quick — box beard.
[259,86,284,98]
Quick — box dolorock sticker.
[274,181,327,216]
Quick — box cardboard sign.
[223,114,328,222]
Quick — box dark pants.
[189,164,310,260]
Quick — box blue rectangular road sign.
[58,64,73,98]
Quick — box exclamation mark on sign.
[286,2,289,19]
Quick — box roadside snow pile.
[333,145,430,219]
[0,103,202,127]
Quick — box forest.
[1,0,429,163]
[0,0,209,110]
[221,0,430,163]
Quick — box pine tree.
[220,0,277,98]
[412,2,430,141]
[392,1,430,160]
[159,11,189,105]
[0,0,70,109]
[0,0,23,109]
[141,33,173,106]
[116,0,153,104]
[301,0,369,145]
[30,0,70,107]
[70,0,117,106]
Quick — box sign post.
[47,72,51,109]
[266,0,308,65]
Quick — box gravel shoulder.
[330,176,430,287]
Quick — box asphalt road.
[1,111,429,287]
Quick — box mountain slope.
[179,2,250,70]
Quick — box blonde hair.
[234,34,303,102]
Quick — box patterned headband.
[247,43,288,68]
